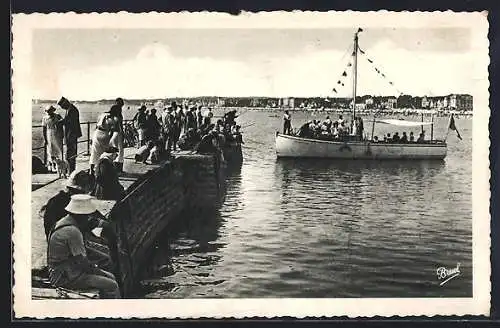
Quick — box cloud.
[56,41,477,100]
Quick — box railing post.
[43,143,47,166]
[87,122,91,156]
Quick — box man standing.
[161,107,176,153]
[57,97,83,173]
[47,194,120,298]
[283,110,292,135]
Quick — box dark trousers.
[66,139,78,172]
[283,121,291,135]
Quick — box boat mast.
[352,29,360,120]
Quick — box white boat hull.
[275,132,447,160]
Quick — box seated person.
[409,131,415,142]
[41,169,115,275]
[47,194,120,298]
[373,136,379,143]
[400,132,408,143]
[392,132,400,143]
[196,130,219,154]
[91,150,125,201]
[298,121,312,138]
[385,133,391,142]
[416,132,425,143]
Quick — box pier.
[31,144,239,298]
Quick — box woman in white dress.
[41,105,63,172]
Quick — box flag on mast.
[448,113,462,140]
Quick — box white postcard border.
[12,10,491,318]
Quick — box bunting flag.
[342,71,347,77]
[381,73,386,78]
[367,58,373,63]
[347,62,352,67]
[389,81,393,85]
[448,114,462,140]
[337,80,341,84]
[357,28,363,33]
[341,83,345,86]
[332,88,337,93]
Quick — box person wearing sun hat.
[41,104,64,173]
[40,169,94,239]
[47,194,120,298]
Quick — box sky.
[31,28,479,100]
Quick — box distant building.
[385,97,397,109]
[448,94,473,111]
[355,103,366,110]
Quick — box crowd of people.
[38,97,245,298]
[284,112,365,141]
[126,102,243,164]
[283,112,427,143]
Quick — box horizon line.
[32,93,473,103]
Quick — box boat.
[275,28,448,160]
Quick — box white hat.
[64,194,97,215]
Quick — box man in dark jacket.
[57,97,83,173]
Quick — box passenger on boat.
[356,117,364,139]
[283,110,292,135]
[373,136,379,143]
[385,133,391,142]
[324,116,332,130]
[392,132,401,143]
[298,121,312,138]
[337,115,344,126]
[351,120,358,137]
[400,132,408,143]
[416,132,425,143]
[47,194,121,298]
[331,122,339,139]
[409,131,415,142]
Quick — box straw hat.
[64,194,97,215]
